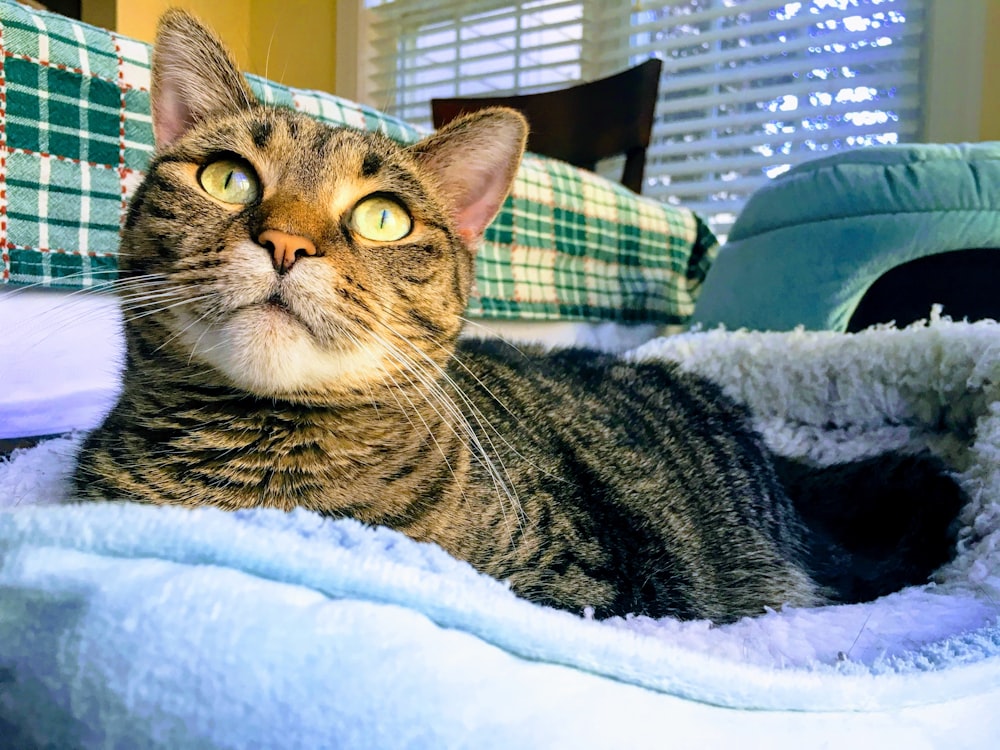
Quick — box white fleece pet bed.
[2,316,1000,748]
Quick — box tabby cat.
[73,10,965,623]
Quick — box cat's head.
[123,10,526,401]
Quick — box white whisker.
[368,327,526,541]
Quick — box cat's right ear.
[151,9,257,149]
[410,108,527,246]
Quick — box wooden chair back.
[431,58,662,193]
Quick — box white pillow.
[0,288,123,439]
[0,288,665,440]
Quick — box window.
[365,0,599,124]
[362,0,927,236]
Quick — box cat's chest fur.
[85,370,474,529]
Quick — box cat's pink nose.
[258,229,318,273]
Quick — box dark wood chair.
[431,59,662,194]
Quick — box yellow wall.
[80,0,336,93]
[980,1,1000,141]
[248,0,337,93]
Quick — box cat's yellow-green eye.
[351,196,412,242]
[198,158,260,205]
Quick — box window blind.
[365,0,596,124]
[364,0,927,237]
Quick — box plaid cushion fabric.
[0,0,718,323]
[475,155,717,322]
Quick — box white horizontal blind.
[364,0,927,237]
[365,0,600,124]
[622,0,926,236]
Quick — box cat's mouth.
[264,293,292,312]
[214,278,361,352]
[255,293,315,334]
[249,292,329,344]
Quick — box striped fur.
[73,11,963,623]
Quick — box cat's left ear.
[410,108,527,245]
[151,9,257,149]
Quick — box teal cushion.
[691,142,1000,331]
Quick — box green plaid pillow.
[0,0,718,323]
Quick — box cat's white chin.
[176,305,387,397]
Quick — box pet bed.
[691,142,1000,332]
[2,316,999,748]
